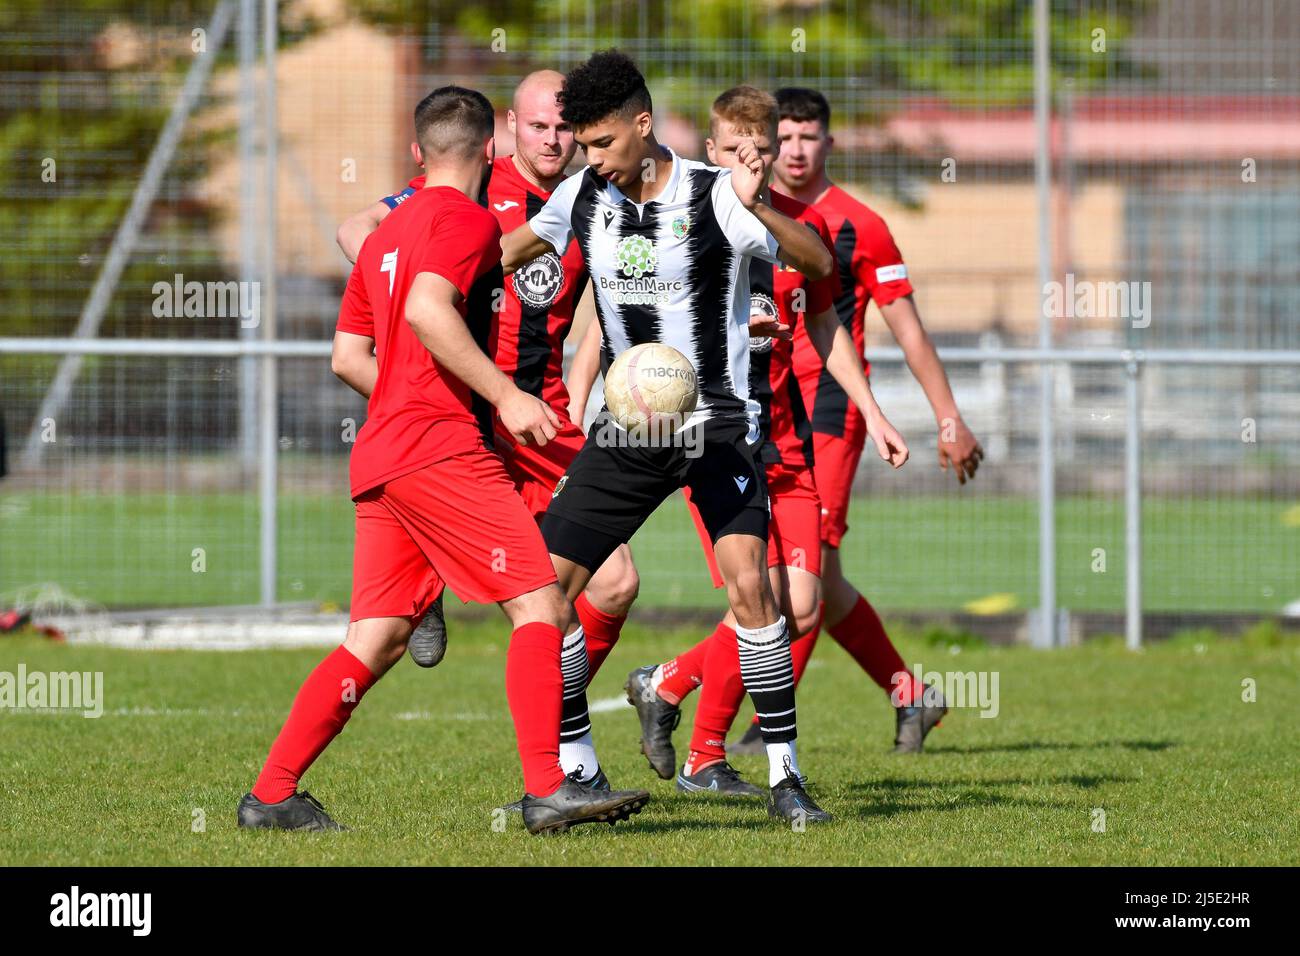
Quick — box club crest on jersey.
[552,475,568,498]
[616,235,657,278]
[749,292,777,353]
[513,252,564,308]
[671,215,691,238]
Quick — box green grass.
[1,621,1297,865]
[2,491,1298,612]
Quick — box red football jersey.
[395,156,587,411]
[336,185,503,498]
[748,190,839,467]
[791,184,914,441]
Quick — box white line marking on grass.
[589,695,631,713]
[4,706,224,718]
[7,706,507,722]
[393,710,495,721]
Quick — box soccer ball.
[604,342,699,434]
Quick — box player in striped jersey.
[501,51,894,823]
[336,73,642,701]
[608,88,912,797]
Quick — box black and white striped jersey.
[529,146,781,440]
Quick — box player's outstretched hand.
[867,412,909,469]
[501,389,560,447]
[748,312,792,341]
[938,418,983,485]
[730,138,766,209]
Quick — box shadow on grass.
[841,793,1071,820]
[925,739,1175,755]
[838,771,1139,818]
[595,791,779,832]
[848,772,1136,792]
[619,816,774,834]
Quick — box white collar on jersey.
[603,144,683,207]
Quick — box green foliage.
[921,624,989,650]
[0,0,284,338]
[1240,619,1299,648]
[344,0,1152,202]
[349,0,1154,113]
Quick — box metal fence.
[2,0,1298,645]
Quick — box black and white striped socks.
[735,616,801,786]
[558,626,598,781]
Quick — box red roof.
[846,95,1300,161]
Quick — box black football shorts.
[541,413,769,573]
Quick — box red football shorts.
[812,431,865,548]
[686,458,823,588]
[493,410,586,521]
[350,447,558,621]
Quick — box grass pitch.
[1,621,1296,866]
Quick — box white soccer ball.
[604,342,699,434]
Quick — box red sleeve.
[854,213,913,307]
[805,209,841,316]
[415,203,503,300]
[335,261,374,336]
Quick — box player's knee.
[594,565,639,616]
[726,565,774,621]
[345,618,411,671]
[505,583,572,633]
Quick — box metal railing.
[5,336,1298,648]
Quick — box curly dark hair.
[558,49,652,129]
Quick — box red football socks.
[655,631,714,705]
[252,645,377,804]
[684,623,744,772]
[574,592,626,680]
[828,594,918,706]
[506,622,567,797]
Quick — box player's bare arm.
[566,317,603,425]
[500,220,557,276]
[878,294,982,483]
[405,271,559,446]
[732,138,832,280]
[336,199,392,265]
[330,330,378,398]
[806,305,908,469]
